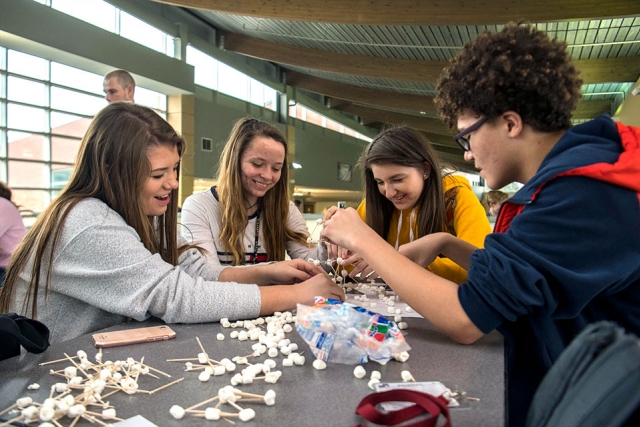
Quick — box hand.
[338,253,380,281]
[398,233,447,268]
[262,259,326,285]
[321,207,372,254]
[293,273,345,304]
[322,206,349,259]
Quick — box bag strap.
[353,389,451,427]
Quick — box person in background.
[320,23,640,426]
[485,190,509,217]
[181,118,325,273]
[0,103,343,343]
[335,125,491,285]
[103,69,135,104]
[0,182,26,287]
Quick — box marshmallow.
[216,333,225,341]
[368,378,380,390]
[401,370,415,382]
[312,359,327,370]
[353,365,366,379]
[393,351,410,362]
[239,408,256,422]
[264,390,276,406]
[169,405,185,419]
[205,407,221,420]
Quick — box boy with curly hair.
[320,22,640,426]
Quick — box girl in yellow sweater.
[343,126,491,284]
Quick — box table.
[0,317,504,426]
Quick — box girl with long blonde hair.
[0,103,343,342]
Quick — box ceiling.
[153,0,640,170]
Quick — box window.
[0,47,167,217]
[51,0,117,33]
[187,44,278,111]
[40,0,176,58]
[120,11,174,57]
[187,46,219,90]
[289,103,372,142]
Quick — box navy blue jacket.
[459,115,640,426]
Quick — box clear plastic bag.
[296,297,411,365]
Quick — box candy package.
[295,297,411,365]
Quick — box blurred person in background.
[0,182,26,287]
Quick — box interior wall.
[614,78,640,127]
[192,86,366,195]
[293,121,365,191]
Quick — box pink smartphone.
[92,325,176,348]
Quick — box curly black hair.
[435,22,583,132]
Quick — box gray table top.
[0,317,504,426]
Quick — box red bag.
[352,389,452,427]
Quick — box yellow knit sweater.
[357,175,491,284]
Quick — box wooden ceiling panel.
[221,30,448,82]
[222,31,640,85]
[332,102,453,135]
[153,0,640,26]
[286,70,437,115]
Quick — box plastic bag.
[295,297,411,365]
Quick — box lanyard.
[395,207,416,250]
[252,209,261,264]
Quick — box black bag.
[527,321,640,427]
[0,313,50,361]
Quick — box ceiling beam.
[332,102,453,135]
[222,31,640,85]
[152,0,640,26]
[287,70,437,115]
[572,99,612,120]
[574,57,640,86]
[221,30,447,82]
[289,70,617,121]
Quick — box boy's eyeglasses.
[454,117,490,151]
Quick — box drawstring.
[395,207,417,250]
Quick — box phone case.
[92,325,176,348]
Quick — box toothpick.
[69,415,81,427]
[185,395,220,411]
[235,391,264,399]
[149,377,184,394]
[63,353,92,380]
[167,358,199,362]
[84,410,124,422]
[139,361,171,378]
[82,413,108,426]
[227,401,243,412]
[0,403,17,417]
[195,337,221,367]
[0,416,23,427]
[39,355,78,366]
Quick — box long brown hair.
[360,126,447,239]
[0,103,186,317]
[216,117,307,265]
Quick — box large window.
[289,103,373,143]
[0,47,166,217]
[34,0,175,57]
[186,45,278,112]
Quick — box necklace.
[251,209,261,264]
[245,198,260,211]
